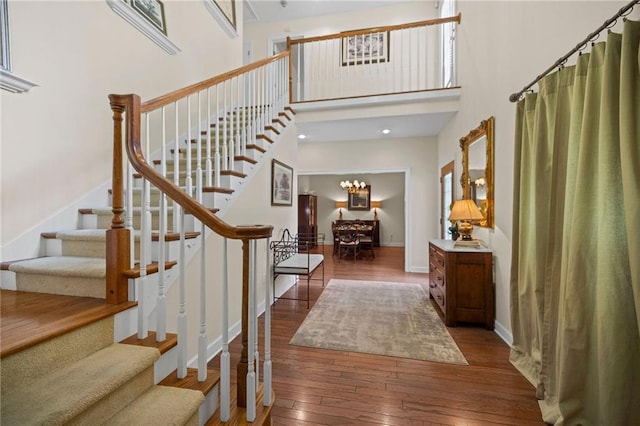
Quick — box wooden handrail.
[109,93,273,241]
[141,51,290,113]
[289,14,461,45]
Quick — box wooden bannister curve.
[108,94,272,241]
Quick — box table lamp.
[335,201,347,220]
[370,201,382,220]
[448,199,484,244]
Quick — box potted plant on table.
[448,222,460,241]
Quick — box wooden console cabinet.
[428,239,494,329]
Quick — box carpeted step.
[109,187,182,205]
[1,343,160,425]
[8,256,106,298]
[80,206,179,230]
[43,229,200,261]
[1,316,115,395]
[106,385,203,425]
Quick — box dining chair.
[357,225,375,259]
[338,228,360,261]
[331,226,341,257]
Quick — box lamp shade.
[448,199,484,221]
[335,201,347,208]
[370,201,382,208]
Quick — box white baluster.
[214,84,221,188]
[198,221,207,381]
[206,88,213,188]
[253,239,259,392]
[220,238,230,421]
[264,238,272,406]
[185,95,193,198]
[173,102,180,232]
[177,208,187,379]
[157,107,168,342]
[196,92,203,203]
[246,240,256,422]
[222,81,228,171]
[228,77,234,170]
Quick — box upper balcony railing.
[288,14,461,103]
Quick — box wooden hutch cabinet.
[428,239,494,329]
[298,194,317,247]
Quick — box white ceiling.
[244,0,451,142]
[244,0,401,25]
[297,112,455,143]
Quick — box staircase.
[1,291,209,425]
[1,53,293,424]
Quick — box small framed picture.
[341,31,389,66]
[271,159,293,206]
[130,0,167,35]
[348,186,371,211]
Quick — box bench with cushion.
[270,229,325,308]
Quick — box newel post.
[106,94,132,304]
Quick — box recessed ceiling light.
[298,134,307,139]
[382,129,390,134]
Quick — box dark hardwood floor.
[1,245,544,424]
[212,246,545,425]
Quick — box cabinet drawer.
[429,282,445,312]
[429,266,445,291]
[429,244,445,268]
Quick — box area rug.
[289,279,468,365]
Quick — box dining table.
[332,223,374,260]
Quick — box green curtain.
[510,19,640,424]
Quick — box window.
[440,0,456,88]
[0,0,37,93]
[1,0,10,72]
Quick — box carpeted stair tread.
[55,229,106,241]
[49,229,199,242]
[8,256,105,278]
[107,385,204,425]
[1,343,159,425]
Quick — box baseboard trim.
[494,319,513,346]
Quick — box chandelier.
[340,180,366,193]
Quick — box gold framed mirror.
[460,116,494,229]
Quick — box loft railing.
[288,14,461,103]
[108,52,290,422]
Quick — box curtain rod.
[509,0,638,102]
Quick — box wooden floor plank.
[1,246,544,424]
[209,246,544,425]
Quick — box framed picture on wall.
[341,31,389,66]
[271,159,293,206]
[348,186,371,210]
[205,0,237,38]
[130,0,167,35]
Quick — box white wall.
[437,0,637,342]
[1,1,242,250]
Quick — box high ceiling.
[243,0,451,143]
[244,0,401,25]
